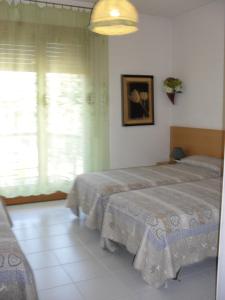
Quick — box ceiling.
[131,0,216,17]
[78,0,216,17]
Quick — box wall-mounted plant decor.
[163,77,183,104]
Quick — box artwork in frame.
[121,75,154,126]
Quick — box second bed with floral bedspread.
[101,178,222,288]
[66,161,221,230]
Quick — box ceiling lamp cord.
[89,0,138,36]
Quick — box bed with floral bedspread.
[0,201,38,300]
[66,162,221,230]
[101,178,222,288]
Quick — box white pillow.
[179,155,223,175]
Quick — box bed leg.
[173,268,182,282]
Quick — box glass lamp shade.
[171,147,186,161]
[89,0,138,36]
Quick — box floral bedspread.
[0,201,38,300]
[66,163,220,230]
[101,178,222,288]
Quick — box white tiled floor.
[8,200,217,300]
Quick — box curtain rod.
[21,0,92,10]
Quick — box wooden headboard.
[170,126,224,158]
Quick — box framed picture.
[121,74,154,126]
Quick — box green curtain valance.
[0,0,90,28]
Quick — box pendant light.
[89,0,138,36]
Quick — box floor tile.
[112,266,149,292]
[76,226,100,245]
[19,234,81,254]
[113,297,136,300]
[27,251,60,270]
[9,200,76,229]
[19,238,50,254]
[54,245,92,264]
[180,258,217,278]
[62,258,109,282]
[13,222,80,241]
[205,265,217,300]
[84,241,113,259]
[100,249,134,272]
[38,284,84,300]
[134,272,212,300]
[76,274,132,300]
[34,266,72,290]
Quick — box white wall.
[217,6,225,298]
[172,1,225,129]
[109,15,173,168]
[108,2,225,168]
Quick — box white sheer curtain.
[0,1,109,197]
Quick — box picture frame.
[121,74,154,126]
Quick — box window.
[0,8,108,198]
